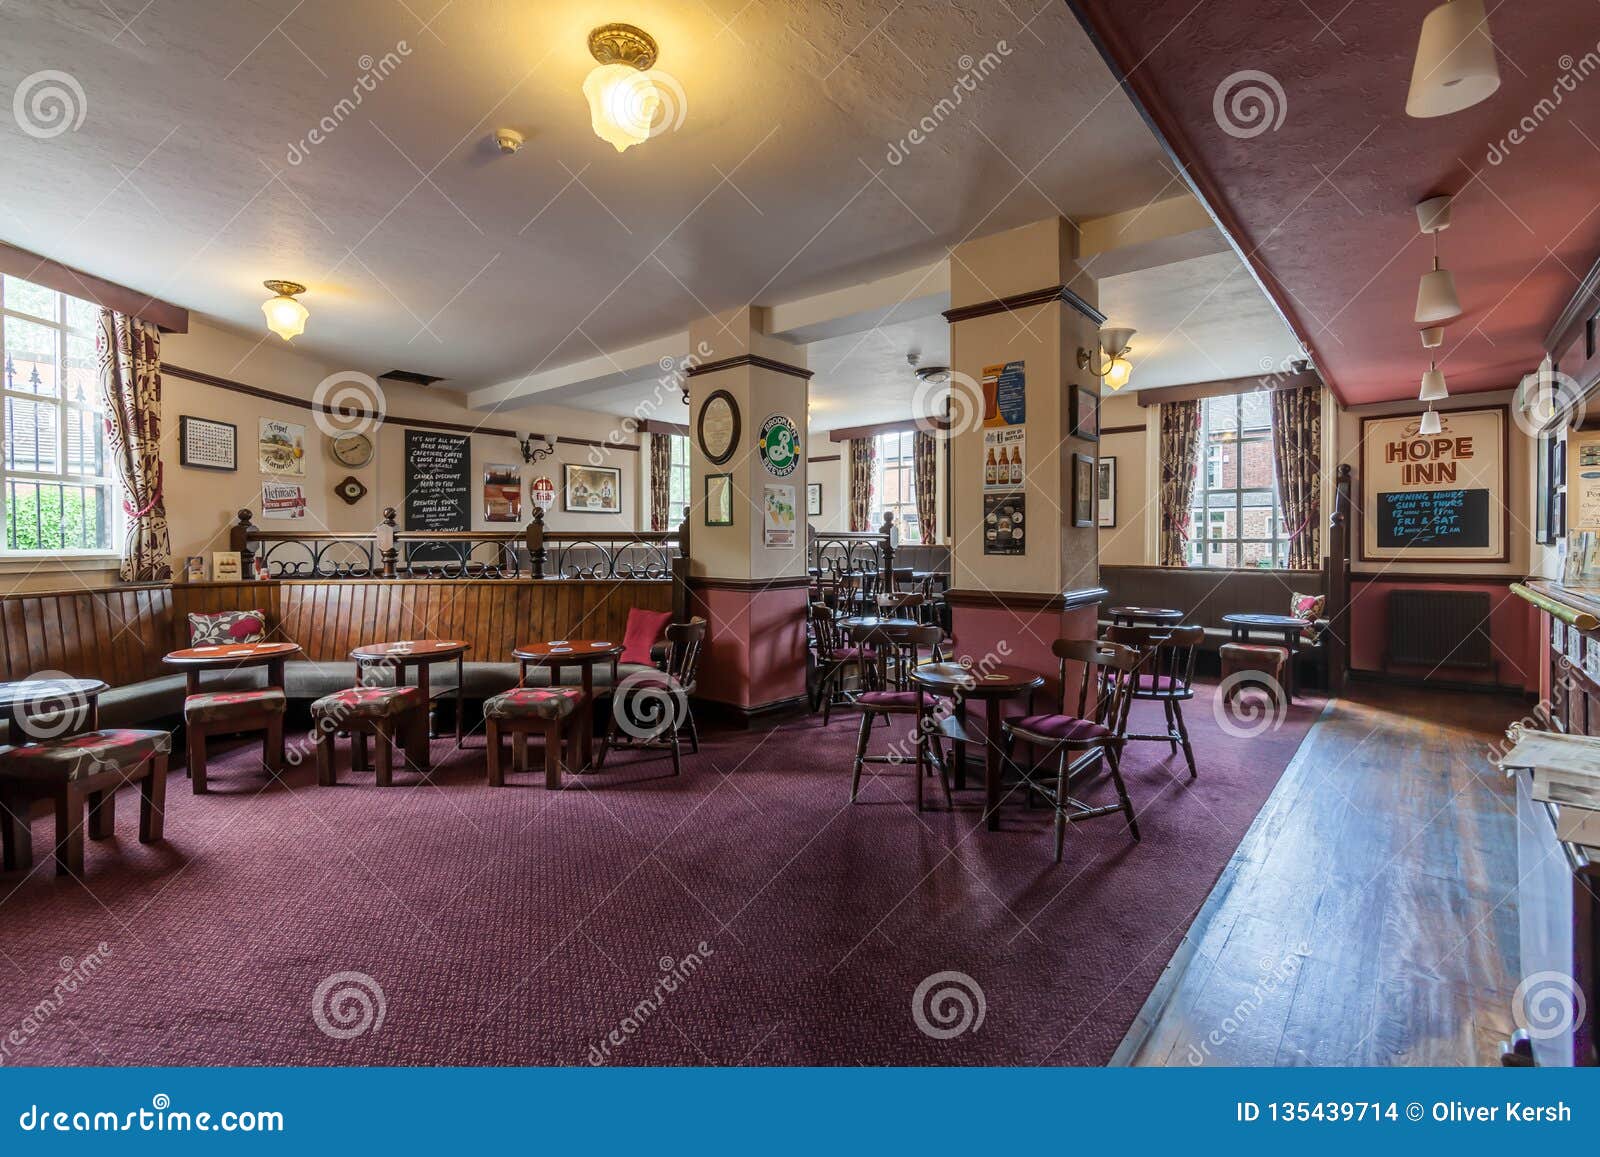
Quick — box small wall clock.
[331,431,374,468]
[335,475,368,505]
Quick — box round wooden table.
[0,676,107,742]
[511,640,624,771]
[163,642,301,695]
[350,640,470,747]
[1222,613,1308,703]
[1109,605,1185,628]
[911,661,1045,831]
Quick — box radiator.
[1386,589,1494,669]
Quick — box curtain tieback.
[121,462,164,520]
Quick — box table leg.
[579,664,595,771]
[455,655,464,748]
[953,696,969,791]
[1282,631,1297,705]
[418,663,434,739]
[186,671,200,696]
[984,700,1005,831]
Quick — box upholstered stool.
[183,688,286,793]
[1219,642,1288,704]
[483,687,584,789]
[0,729,171,876]
[310,686,427,787]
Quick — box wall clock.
[697,389,740,466]
[331,431,374,468]
[335,475,368,505]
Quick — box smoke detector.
[494,128,525,154]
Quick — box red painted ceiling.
[1069,0,1600,404]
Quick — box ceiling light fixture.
[1078,326,1136,391]
[1420,326,1445,349]
[261,280,308,341]
[1406,0,1501,119]
[1414,195,1463,326]
[1420,360,1449,401]
[584,23,662,153]
[1419,408,1443,436]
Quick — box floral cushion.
[189,610,268,645]
[0,729,171,782]
[484,687,583,721]
[184,688,287,723]
[1289,592,1326,641]
[310,685,423,720]
[1005,715,1109,743]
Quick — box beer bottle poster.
[982,428,1025,491]
[981,360,1025,427]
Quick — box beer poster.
[1568,432,1600,531]
[1358,406,1506,563]
[983,428,1025,491]
[981,360,1025,428]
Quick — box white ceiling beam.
[1077,193,1229,279]
[765,261,950,345]
[467,331,689,413]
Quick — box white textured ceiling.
[0,0,1181,388]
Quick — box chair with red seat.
[810,601,872,722]
[848,624,951,812]
[1002,639,1142,862]
[1105,623,1202,778]
[596,617,706,775]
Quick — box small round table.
[0,677,107,742]
[1109,605,1185,629]
[350,640,470,747]
[164,642,301,696]
[1221,613,1307,704]
[911,662,1045,831]
[511,640,624,771]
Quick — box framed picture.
[1097,456,1117,528]
[483,463,521,522]
[697,389,741,466]
[1070,386,1099,441]
[563,463,621,514]
[705,473,734,526]
[806,482,822,517]
[258,418,306,476]
[179,415,237,471]
[1071,452,1095,527]
[1358,406,1508,563]
[212,551,242,582]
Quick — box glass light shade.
[1420,366,1449,401]
[1415,267,1462,325]
[261,293,308,341]
[1103,356,1132,391]
[583,63,660,152]
[1418,408,1442,436]
[1406,0,1501,119]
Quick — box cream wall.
[1097,392,1149,566]
[805,444,848,533]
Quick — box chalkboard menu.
[1376,488,1490,550]
[404,430,469,563]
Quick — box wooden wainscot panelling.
[0,583,179,683]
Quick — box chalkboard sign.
[1376,488,1491,550]
[404,430,469,563]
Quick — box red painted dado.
[1069,0,1600,405]
[692,584,809,710]
[1348,579,1537,691]
[950,604,1101,721]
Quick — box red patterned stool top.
[0,729,171,781]
[184,688,287,724]
[483,686,584,721]
[310,685,423,720]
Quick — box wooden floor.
[1115,681,1525,1066]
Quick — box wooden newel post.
[378,507,399,579]
[672,514,691,622]
[1324,463,1353,695]
[527,506,547,580]
[231,509,256,576]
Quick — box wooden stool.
[0,729,171,877]
[183,688,286,792]
[1219,642,1288,704]
[310,686,428,787]
[483,687,584,789]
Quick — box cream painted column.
[944,217,1106,687]
[685,306,811,715]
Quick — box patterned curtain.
[649,432,672,532]
[849,437,876,531]
[1271,385,1322,570]
[913,431,937,542]
[1157,400,1202,567]
[97,310,171,582]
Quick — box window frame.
[871,429,921,544]
[665,433,690,530]
[1185,392,1289,569]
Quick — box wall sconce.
[1078,326,1136,391]
[261,280,308,341]
[584,24,662,153]
[519,433,555,464]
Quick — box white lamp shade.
[583,63,660,152]
[261,294,308,341]
[1406,0,1501,118]
[1420,366,1449,401]
[1099,326,1136,357]
[1103,356,1132,391]
[1418,408,1443,436]
[1415,267,1462,325]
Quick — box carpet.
[0,681,1322,1066]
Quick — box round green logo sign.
[758,414,801,477]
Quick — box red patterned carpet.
[0,683,1321,1066]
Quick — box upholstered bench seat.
[483,687,583,721]
[183,688,286,724]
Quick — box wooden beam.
[828,417,949,442]
[1134,369,1321,407]
[0,242,189,333]
[640,419,689,436]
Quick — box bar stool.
[310,686,428,787]
[483,687,585,788]
[183,688,286,792]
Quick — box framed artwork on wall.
[1070,386,1099,441]
[697,389,741,466]
[179,416,237,471]
[1097,456,1116,528]
[563,463,621,514]
[705,473,734,525]
[1358,406,1508,563]
[1071,452,1095,528]
[807,482,822,517]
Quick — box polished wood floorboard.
[1115,682,1525,1066]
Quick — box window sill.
[0,554,120,575]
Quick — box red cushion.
[1007,714,1109,742]
[1135,674,1184,693]
[857,690,927,710]
[621,608,673,665]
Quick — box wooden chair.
[849,624,951,812]
[0,729,171,876]
[596,617,707,775]
[183,688,286,793]
[1106,623,1202,778]
[1003,640,1142,862]
[810,601,868,722]
[310,685,429,787]
[484,686,585,788]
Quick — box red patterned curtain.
[97,310,171,581]
[849,437,876,531]
[913,431,937,542]
[1271,385,1322,570]
[649,433,672,532]
[1157,400,1202,568]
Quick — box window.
[666,434,690,529]
[872,429,921,543]
[1185,391,1288,568]
[0,276,116,554]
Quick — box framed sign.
[981,360,1025,427]
[483,463,521,522]
[697,390,740,466]
[179,416,236,471]
[1070,386,1099,441]
[806,482,822,517]
[1097,456,1117,528]
[564,464,621,514]
[1070,452,1096,528]
[1358,406,1508,563]
[403,429,470,563]
[758,414,801,477]
[705,473,734,526]
[257,419,305,476]
[983,493,1025,554]
[763,484,796,547]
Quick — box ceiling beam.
[466,331,687,413]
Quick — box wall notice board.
[1359,406,1507,563]
[404,429,470,562]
